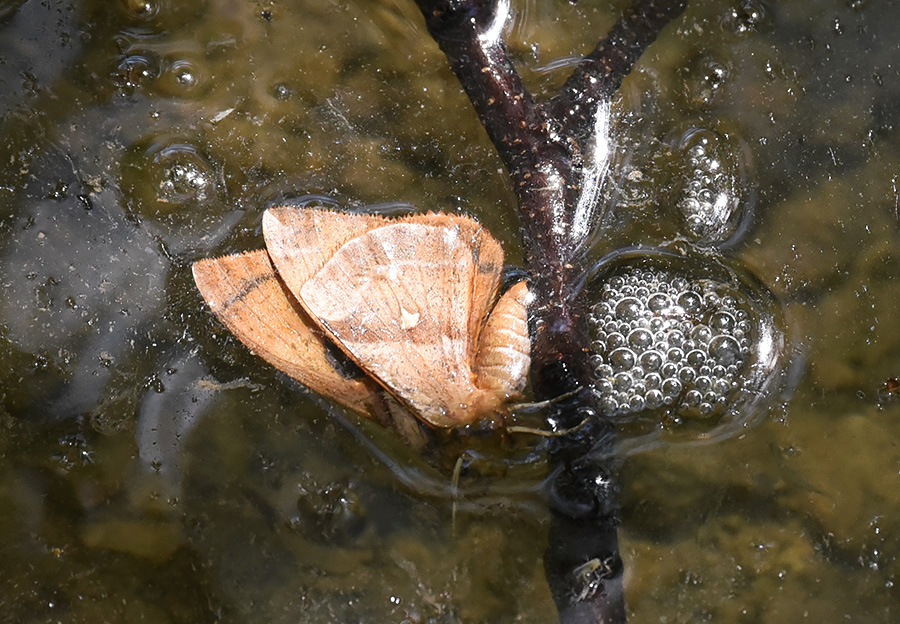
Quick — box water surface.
[1,0,899,621]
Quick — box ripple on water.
[120,133,219,216]
[154,53,211,99]
[118,132,241,253]
[113,52,161,97]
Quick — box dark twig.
[413,0,687,621]
[553,0,689,140]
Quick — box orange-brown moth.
[191,206,531,435]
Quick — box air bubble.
[273,82,294,100]
[601,396,619,413]
[607,332,626,350]
[118,0,208,31]
[678,367,696,383]
[710,311,736,332]
[709,334,741,366]
[647,293,671,313]
[684,389,702,407]
[695,376,712,393]
[615,297,643,321]
[677,290,703,313]
[613,372,633,391]
[639,350,663,371]
[666,347,684,363]
[686,349,707,367]
[609,348,636,371]
[690,325,713,344]
[628,328,653,350]
[667,330,686,348]
[122,0,160,20]
[156,55,210,99]
[662,378,683,398]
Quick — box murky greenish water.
[1,0,899,622]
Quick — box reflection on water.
[2,0,900,621]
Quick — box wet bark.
[413,0,687,621]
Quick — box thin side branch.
[553,0,689,140]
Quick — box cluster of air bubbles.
[588,265,754,422]
[149,142,216,208]
[113,53,159,96]
[675,129,745,245]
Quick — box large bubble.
[586,246,786,454]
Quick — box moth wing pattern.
[473,280,531,400]
[191,250,384,419]
[262,206,385,302]
[299,221,499,427]
[400,212,505,346]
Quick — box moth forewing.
[262,206,383,300]
[298,222,491,427]
[400,211,505,346]
[191,250,385,420]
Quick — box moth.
[191,206,531,438]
